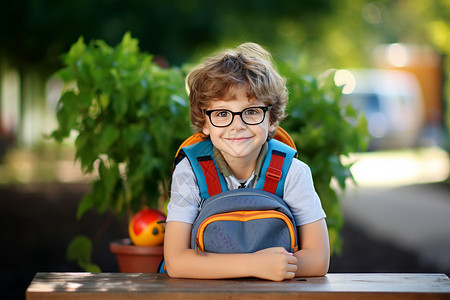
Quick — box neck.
[230,161,255,180]
[222,151,259,181]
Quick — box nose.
[230,113,246,130]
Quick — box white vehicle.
[334,69,425,150]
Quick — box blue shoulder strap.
[254,139,297,198]
[180,140,228,199]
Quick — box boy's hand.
[252,247,298,281]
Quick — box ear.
[268,122,276,133]
[202,123,210,136]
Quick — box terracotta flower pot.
[109,238,164,273]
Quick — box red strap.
[198,156,222,197]
[263,150,286,194]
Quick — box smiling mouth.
[225,136,253,142]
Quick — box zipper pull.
[198,198,206,212]
[194,237,205,256]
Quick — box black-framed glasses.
[205,106,272,128]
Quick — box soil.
[1,182,448,300]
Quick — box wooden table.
[26,272,450,299]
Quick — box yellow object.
[128,208,166,247]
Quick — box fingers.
[253,248,298,281]
[282,263,297,280]
[287,254,297,264]
[287,261,298,271]
[286,255,298,278]
[285,272,296,279]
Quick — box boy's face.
[202,88,275,165]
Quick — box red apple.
[129,208,166,246]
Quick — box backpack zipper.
[198,198,206,212]
[195,210,296,252]
[193,190,268,224]
[197,189,284,215]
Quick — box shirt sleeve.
[283,158,326,226]
[166,157,202,224]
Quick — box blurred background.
[1,0,449,299]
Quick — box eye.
[214,110,230,118]
[244,108,262,116]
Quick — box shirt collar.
[213,142,268,179]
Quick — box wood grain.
[26,272,450,300]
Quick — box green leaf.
[112,96,128,121]
[80,262,102,273]
[90,179,110,214]
[75,135,99,174]
[329,156,348,190]
[66,235,92,262]
[75,58,93,86]
[99,125,120,153]
[54,91,79,138]
[54,68,75,82]
[76,192,94,220]
[99,93,110,109]
[66,235,102,272]
[98,160,119,194]
[114,184,126,216]
[328,227,342,254]
[63,36,86,66]
[123,125,147,149]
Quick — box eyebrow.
[209,97,261,107]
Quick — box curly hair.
[186,42,288,138]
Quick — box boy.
[164,42,329,281]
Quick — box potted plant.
[50,32,191,272]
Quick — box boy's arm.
[293,218,330,277]
[164,221,298,281]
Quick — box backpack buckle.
[266,167,282,181]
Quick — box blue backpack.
[177,138,299,254]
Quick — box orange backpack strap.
[273,127,296,151]
[174,132,208,159]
